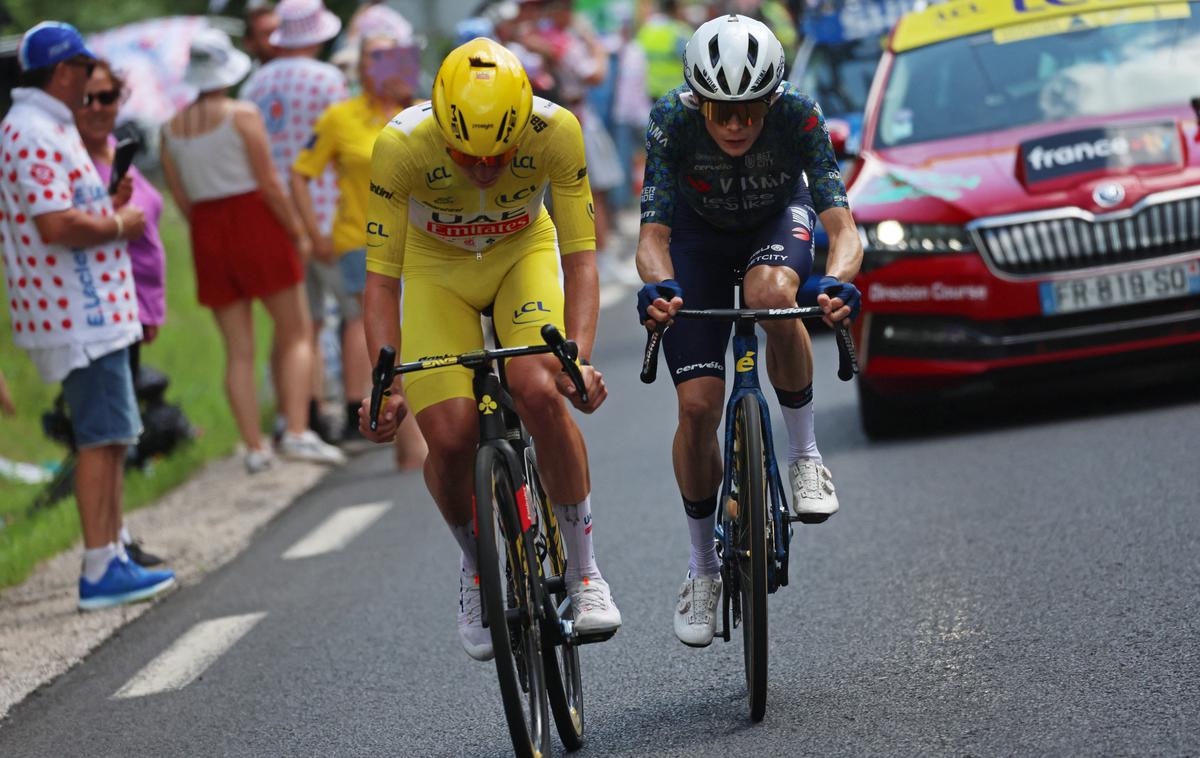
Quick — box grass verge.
[0,195,273,589]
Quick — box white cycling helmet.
[683,14,785,101]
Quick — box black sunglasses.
[83,89,121,107]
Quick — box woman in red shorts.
[160,27,344,472]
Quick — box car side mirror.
[827,117,854,160]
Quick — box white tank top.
[162,112,258,202]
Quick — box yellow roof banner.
[993,2,1189,43]
[891,0,1183,51]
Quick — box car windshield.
[799,37,882,116]
[877,3,1200,147]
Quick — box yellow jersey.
[365,97,596,279]
[293,93,395,255]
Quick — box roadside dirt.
[0,454,329,720]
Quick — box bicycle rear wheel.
[475,446,552,757]
[526,446,585,751]
[733,395,769,721]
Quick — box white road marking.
[282,501,392,560]
[113,613,266,699]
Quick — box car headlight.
[859,221,972,254]
[857,222,974,272]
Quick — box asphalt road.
[3,303,1199,757]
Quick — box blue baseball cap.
[18,21,96,72]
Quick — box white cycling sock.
[449,522,478,577]
[687,510,720,577]
[554,494,600,585]
[82,543,120,584]
[778,385,821,464]
[119,525,132,546]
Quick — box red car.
[848,0,1200,434]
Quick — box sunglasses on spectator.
[83,89,122,108]
[445,145,520,169]
[64,57,96,76]
[699,98,771,126]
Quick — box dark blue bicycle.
[641,286,858,721]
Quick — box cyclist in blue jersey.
[635,14,864,647]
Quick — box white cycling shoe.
[458,573,494,662]
[568,576,622,636]
[789,458,839,524]
[674,572,721,647]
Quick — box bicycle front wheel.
[475,446,552,757]
[527,446,585,751]
[733,395,769,721]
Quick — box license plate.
[1039,260,1200,315]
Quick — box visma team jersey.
[640,83,849,231]
[366,98,596,278]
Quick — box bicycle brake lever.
[369,345,396,431]
[540,324,589,405]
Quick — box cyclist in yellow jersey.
[359,38,621,660]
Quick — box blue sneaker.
[78,555,175,611]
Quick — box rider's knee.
[743,268,798,310]
[677,391,723,433]
[511,368,562,423]
[418,411,476,462]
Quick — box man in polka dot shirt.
[2,21,175,610]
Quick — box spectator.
[331,1,416,82]
[521,0,625,270]
[240,0,350,445]
[74,58,171,567]
[496,2,558,100]
[243,3,282,65]
[75,60,165,376]
[612,27,651,207]
[290,34,428,468]
[1,22,175,609]
[635,0,691,103]
[158,26,344,472]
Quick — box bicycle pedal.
[790,512,831,525]
[572,628,618,646]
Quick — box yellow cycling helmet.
[432,38,533,158]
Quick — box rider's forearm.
[635,222,674,283]
[363,271,402,385]
[562,251,599,362]
[819,207,864,283]
[288,170,322,243]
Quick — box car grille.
[969,188,1200,278]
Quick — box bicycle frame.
[716,317,792,601]
[474,367,529,511]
